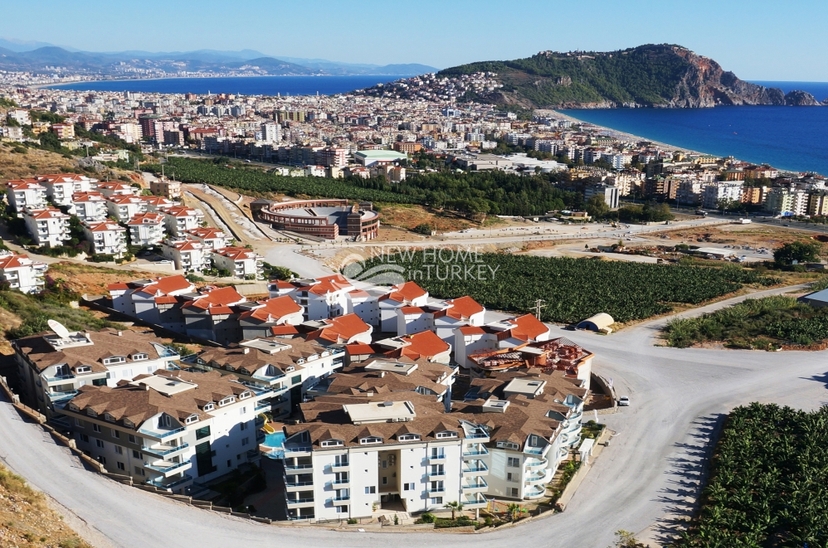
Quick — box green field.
[676,403,828,547]
[664,296,828,349]
[356,253,778,324]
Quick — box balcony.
[462,461,489,476]
[525,457,548,471]
[428,453,446,464]
[462,493,487,508]
[44,374,75,384]
[137,425,186,440]
[525,470,548,484]
[461,478,488,492]
[144,460,192,476]
[285,480,314,492]
[524,446,545,455]
[330,478,350,488]
[427,486,445,494]
[331,496,350,505]
[48,390,79,403]
[142,442,189,457]
[428,470,447,480]
[147,474,193,491]
[524,485,545,500]
[465,432,490,440]
[286,498,315,509]
[328,462,349,473]
[284,446,312,456]
[284,463,313,473]
[462,446,489,458]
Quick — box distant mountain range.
[433,44,823,108]
[0,38,437,78]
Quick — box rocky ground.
[0,464,91,548]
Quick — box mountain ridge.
[431,44,819,108]
[0,38,437,77]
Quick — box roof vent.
[243,348,250,354]
[381,401,394,407]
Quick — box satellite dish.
[47,319,71,339]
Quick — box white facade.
[702,182,744,209]
[161,239,212,273]
[128,213,166,247]
[0,252,47,294]
[6,180,47,211]
[23,207,70,247]
[211,247,264,279]
[161,206,204,236]
[70,192,109,222]
[84,221,128,258]
[106,195,147,223]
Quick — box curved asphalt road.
[2,287,827,547]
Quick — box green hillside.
[439,44,696,107]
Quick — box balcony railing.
[137,425,186,440]
[147,474,192,490]
[284,463,313,472]
[142,442,189,457]
[462,446,489,457]
[144,460,192,475]
[462,461,489,474]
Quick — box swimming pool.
[262,431,286,460]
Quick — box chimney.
[243,348,250,354]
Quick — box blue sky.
[2,0,827,80]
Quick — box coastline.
[551,110,705,156]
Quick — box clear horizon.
[2,0,827,80]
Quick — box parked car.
[618,396,630,406]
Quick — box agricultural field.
[357,252,779,324]
[663,295,828,349]
[676,403,828,547]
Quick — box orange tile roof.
[458,325,486,336]
[271,325,300,336]
[307,313,371,343]
[384,281,427,303]
[242,296,302,322]
[184,286,245,313]
[445,296,484,320]
[395,330,450,360]
[508,314,549,341]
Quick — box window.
[92,424,101,433]
[507,457,520,467]
[291,375,301,386]
[185,415,198,425]
[364,486,376,494]
[203,403,214,412]
[240,422,248,431]
[398,434,420,442]
[436,431,457,439]
[117,462,125,471]
[498,441,520,450]
[114,446,123,455]
[403,483,414,491]
[76,365,91,374]
[430,448,445,458]
[111,430,120,439]
[382,477,388,485]
[334,455,348,467]
[80,434,89,443]
[128,434,136,443]
[196,426,211,440]
[507,473,514,482]
[359,436,382,445]
[132,450,142,459]
[96,439,105,449]
[74,418,84,428]
[227,460,231,468]
[134,466,145,476]
[131,353,148,361]
[241,437,249,446]
[335,505,348,514]
[321,439,343,447]
[97,456,106,465]
[430,497,443,505]
[240,406,247,415]
[103,356,125,365]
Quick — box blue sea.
[47,75,400,96]
[562,81,828,176]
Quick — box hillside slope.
[436,44,797,108]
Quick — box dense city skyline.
[2,0,827,81]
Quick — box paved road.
[2,285,827,547]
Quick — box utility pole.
[532,299,546,320]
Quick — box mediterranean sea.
[47,75,400,96]
[561,81,828,176]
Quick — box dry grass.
[0,464,91,548]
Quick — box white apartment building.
[108,275,195,331]
[211,247,263,279]
[96,181,137,198]
[702,181,745,209]
[161,239,212,273]
[378,282,429,333]
[185,227,230,250]
[39,173,97,206]
[128,212,166,247]
[70,191,109,222]
[106,195,147,223]
[62,369,272,493]
[83,221,127,258]
[22,207,70,247]
[269,275,356,321]
[0,251,47,294]
[765,188,809,217]
[140,196,175,212]
[396,295,486,342]
[6,179,47,211]
[161,206,204,236]
[276,359,590,522]
[12,326,181,420]
[453,314,552,369]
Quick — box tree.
[506,502,524,521]
[443,501,463,520]
[773,241,820,267]
[585,195,610,219]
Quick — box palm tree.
[444,501,463,520]
[506,502,524,522]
